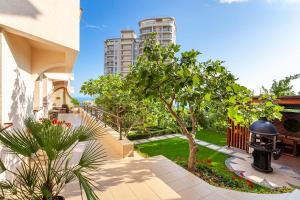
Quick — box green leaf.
[216,66,223,73]
[204,93,211,101]
[192,75,200,86]
[265,101,273,107]
[226,86,232,92]
[228,107,237,118]
[177,69,184,77]
[228,96,236,104]
[232,84,240,93]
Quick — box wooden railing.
[81,105,123,140]
[227,119,250,153]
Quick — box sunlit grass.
[196,129,227,146]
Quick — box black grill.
[249,119,281,173]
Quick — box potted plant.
[0,117,105,200]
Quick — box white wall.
[0,31,34,128]
[0,0,80,51]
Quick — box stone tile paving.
[133,134,300,189]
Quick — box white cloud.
[285,0,300,3]
[81,19,107,31]
[219,0,248,4]
[267,0,300,3]
[219,0,300,4]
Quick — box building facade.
[0,0,81,129]
[104,30,139,77]
[104,17,176,76]
[104,38,121,74]
[139,17,176,54]
[0,0,81,181]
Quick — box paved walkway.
[59,114,299,200]
[134,134,300,188]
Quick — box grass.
[135,137,292,193]
[196,129,227,146]
[136,137,228,172]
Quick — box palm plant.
[0,117,106,200]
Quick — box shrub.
[127,128,175,140]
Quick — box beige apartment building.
[104,17,176,77]
[104,30,139,77]
[0,0,81,129]
[139,17,176,54]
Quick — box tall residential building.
[104,30,138,77]
[104,38,121,74]
[139,17,176,54]
[104,17,176,76]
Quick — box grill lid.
[249,119,278,135]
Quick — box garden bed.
[135,137,292,194]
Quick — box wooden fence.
[227,119,250,153]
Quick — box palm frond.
[15,162,40,194]
[0,117,106,199]
[73,170,99,200]
[0,159,6,172]
[76,117,106,142]
[79,141,106,170]
[0,128,39,157]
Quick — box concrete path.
[134,134,300,188]
[59,114,299,199]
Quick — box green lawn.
[136,137,229,172]
[135,137,291,193]
[196,129,227,146]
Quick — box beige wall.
[0,0,80,51]
[51,87,73,108]
[0,31,34,128]
[0,0,80,128]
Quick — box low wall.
[79,108,134,158]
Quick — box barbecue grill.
[249,119,281,173]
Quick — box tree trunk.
[187,135,198,171]
[189,105,196,135]
[163,100,198,171]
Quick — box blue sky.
[73,0,300,97]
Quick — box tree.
[71,97,80,106]
[262,74,300,97]
[228,84,283,126]
[128,34,239,171]
[80,74,155,136]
